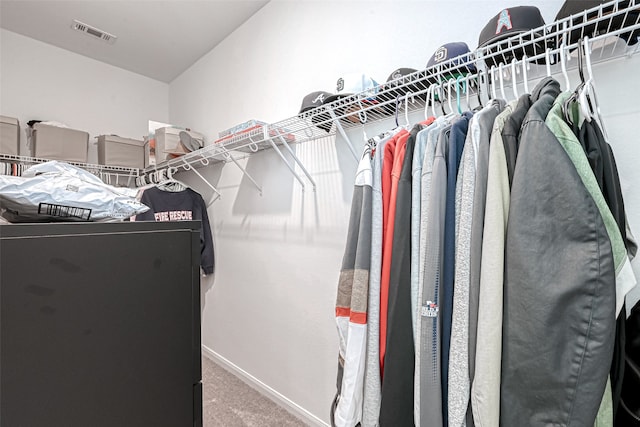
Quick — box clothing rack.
[140,0,639,194]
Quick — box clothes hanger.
[522,55,530,94]
[424,85,434,120]
[431,83,439,118]
[559,42,571,92]
[355,99,370,144]
[562,39,585,126]
[582,36,609,140]
[446,79,455,115]
[404,92,414,129]
[455,75,464,114]
[511,58,519,99]
[490,65,498,100]
[394,94,402,127]
[464,74,472,111]
[498,62,507,100]
[157,166,188,192]
[476,68,486,107]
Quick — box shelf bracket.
[263,127,308,190]
[275,134,316,191]
[218,147,263,195]
[180,158,221,206]
[327,108,359,161]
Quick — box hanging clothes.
[441,111,472,426]
[417,116,459,427]
[411,118,439,345]
[363,130,399,427]
[135,186,215,275]
[379,129,410,377]
[471,98,517,427]
[332,146,373,427]
[332,71,638,427]
[414,117,448,427]
[466,101,506,424]
[548,91,634,426]
[617,301,640,426]
[380,123,427,427]
[574,104,638,420]
[502,92,533,187]
[448,111,477,427]
[500,83,624,426]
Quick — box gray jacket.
[501,78,616,426]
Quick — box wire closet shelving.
[4,0,639,195]
[0,153,141,185]
[142,0,640,194]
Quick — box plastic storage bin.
[0,116,19,155]
[97,135,148,169]
[31,123,89,163]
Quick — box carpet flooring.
[202,356,309,426]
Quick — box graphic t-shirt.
[135,186,215,275]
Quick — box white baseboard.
[201,345,329,427]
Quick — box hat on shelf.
[554,0,639,47]
[324,73,380,125]
[298,91,334,133]
[384,68,421,94]
[165,130,203,157]
[379,68,427,115]
[179,130,203,152]
[478,6,549,67]
[323,73,380,105]
[425,42,477,85]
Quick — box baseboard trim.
[201,345,329,427]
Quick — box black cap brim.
[555,1,640,47]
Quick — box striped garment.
[333,146,373,427]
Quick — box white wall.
[0,29,169,163]
[168,1,601,425]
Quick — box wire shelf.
[156,0,638,172]
[7,0,636,191]
[0,154,141,177]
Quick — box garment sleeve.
[194,192,215,275]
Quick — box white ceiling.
[0,0,269,83]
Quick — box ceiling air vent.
[71,20,117,44]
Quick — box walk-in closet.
[1,1,639,426]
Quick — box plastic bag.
[0,161,148,222]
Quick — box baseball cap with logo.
[384,68,423,96]
[478,6,549,67]
[323,73,380,125]
[424,42,477,85]
[554,1,639,47]
[324,73,380,105]
[380,68,427,115]
[298,91,334,133]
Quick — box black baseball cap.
[384,68,421,96]
[555,1,639,46]
[298,91,333,133]
[478,6,549,67]
[378,68,427,115]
